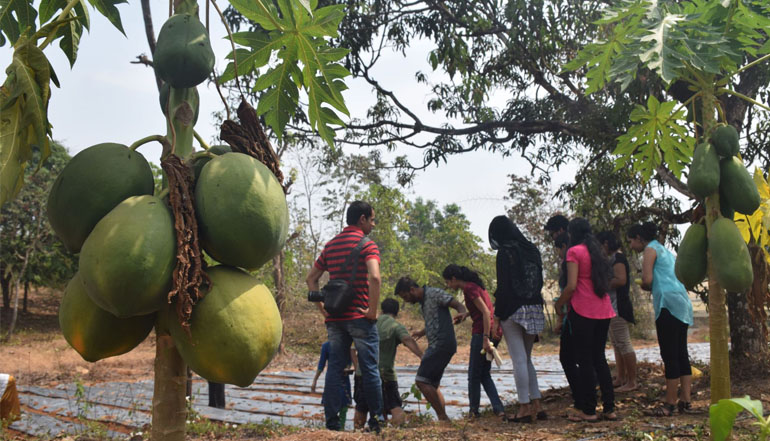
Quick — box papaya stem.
[718,88,770,112]
[38,0,83,50]
[194,130,211,150]
[130,135,170,152]
[729,53,770,79]
[156,187,170,200]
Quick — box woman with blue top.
[627,222,694,416]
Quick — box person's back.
[377,314,408,381]
[566,243,614,320]
[647,240,693,325]
[420,286,457,353]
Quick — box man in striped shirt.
[306,201,384,432]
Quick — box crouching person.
[394,277,467,421]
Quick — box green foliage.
[710,396,769,441]
[566,0,770,181]
[0,142,76,298]
[220,0,350,148]
[0,0,127,207]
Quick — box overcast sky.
[1,3,576,242]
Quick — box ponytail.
[442,264,486,290]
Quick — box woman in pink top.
[554,218,616,422]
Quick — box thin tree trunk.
[5,209,43,341]
[728,245,770,371]
[702,91,730,405]
[272,251,287,354]
[23,280,29,313]
[1,271,10,310]
[152,331,187,441]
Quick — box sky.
[0,3,576,242]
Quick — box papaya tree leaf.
[39,0,67,24]
[227,0,282,31]
[0,99,27,206]
[734,169,770,264]
[56,10,83,67]
[86,0,126,35]
[710,397,764,441]
[0,0,37,46]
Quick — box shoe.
[678,400,696,414]
[536,410,548,421]
[510,414,533,423]
[645,402,676,417]
[602,411,619,421]
[367,417,383,434]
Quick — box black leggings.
[655,308,692,379]
[569,309,614,415]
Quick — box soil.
[2,288,769,440]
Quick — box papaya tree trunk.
[272,251,287,355]
[152,332,187,441]
[702,90,731,404]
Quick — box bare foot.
[616,383,638,392]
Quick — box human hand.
[452,312,469,324]
[554,320,562,334]
[357,306,377,322]
[482,337,494,354]
[411,329,425,340]
[311,381,317,393]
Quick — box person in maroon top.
[306,201,385,432]
[442,264,505,419]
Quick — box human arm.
[311,369,322,393]
[641,247,656,291]
[411,328,426,340]
[350,347,359,372]
[449,298,469,323]
[306,266,329,318]
[400,335,424,359]
[356,259,381,321]
[609,260,627,289]
[554,261,578,314]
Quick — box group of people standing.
[306,201,695,432]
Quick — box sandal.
[536,410,548,421]
[602,411,619,421]
[566,411,599,423]
[678,400,696,414]
[510,414,533,423]
[646,402,676,417]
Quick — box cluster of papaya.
[48,12,286,387]
[676,125,757,292]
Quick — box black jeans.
[656,308,692,379]
[559,314,582,408]
[569,309,614,415]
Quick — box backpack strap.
[342,236,369,283]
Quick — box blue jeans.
[468,333,504,414]
[324,318,383,430]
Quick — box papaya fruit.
[59,272,155,362]
[195,153,288,270]
[719,156,760,215]
[191,145,231,181]
[159,82,200,124]
[720,195,735,220]
[164,266,282,387]
[675,224,707,289]
[47,143,154,252]
[687,143,720,199]
[154,14,215,88]
[79,195,176,317]
[709,217,753,292]
[711,125,739,157]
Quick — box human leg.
[559,317,581,408]
[656,309,684,406]
[390,406,406,425]
[417,381,449,421]
[339,405,348,429]
[592,318,614,415]
[349,319,384,429]
[467,333,483,415]
[353,375,368,429]
[569,310,599,416]
[324,322,353,430]
[415,348,454,421]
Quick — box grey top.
[420,286,457,353]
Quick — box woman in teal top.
[627,222,694,416]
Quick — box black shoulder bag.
[322,236,369,317]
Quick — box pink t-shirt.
[566,244,615,319]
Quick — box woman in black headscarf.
[489,215,547,422]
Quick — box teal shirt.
[647,240,694,325]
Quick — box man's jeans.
[324,318,383,430]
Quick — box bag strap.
[342,236,369,283]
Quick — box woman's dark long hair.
[567,218,610,298]
[442,264,486,290]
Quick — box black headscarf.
[488,216,540,265]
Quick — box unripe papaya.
[47,143,154,252]
[719,156,760,215]
[675,224,707,289]
[191,145,231,181]
[195,153,289,270]
[720,196,735,220]
[164,266,282,387]
[687,143,720,199]
[154,14,215,88]
[709,218,753,292]
[711,125,739,157]
[79,195,176,317]
[59,273,155,362]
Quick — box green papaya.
[720,196,735,220]
[687,143,720,199]
[709,218,753,292]
[191,145,232,181]
[79,195,176,317]
[59,273,155,362]
[719,156,760,215]
[47,143,154,253]
[195,153,289,270]
[674,224,707,289]
[711,125,740,157]
[154,14,215,88]
[159,82,199,124]
[164,266,282,387]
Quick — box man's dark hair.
[545,214,569,233]
[381,298,400,316]
[394,276,418,295]
[346,201,374,226]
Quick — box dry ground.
[1,288,768,440]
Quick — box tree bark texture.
[727,245,770,371]
[151,332,187,441]
[272,251,287,354]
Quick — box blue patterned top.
[647,240,694,325]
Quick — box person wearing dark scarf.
[488,215,547,423]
